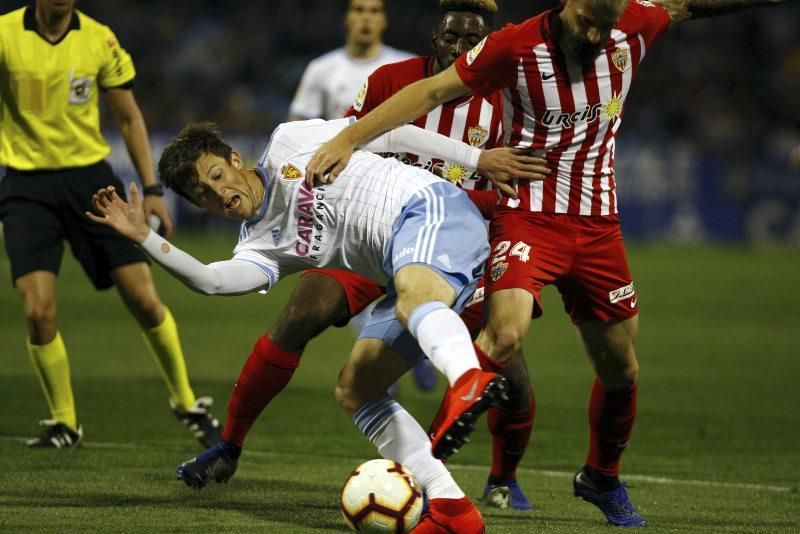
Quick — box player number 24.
[492,240,531,264]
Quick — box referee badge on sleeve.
[353,80,368,112]
[466,37,487,65]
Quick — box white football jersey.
[233,119,440,288]
[289,45,412,120]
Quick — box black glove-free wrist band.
[142,183,165,196]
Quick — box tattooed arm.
[653,0,790,23]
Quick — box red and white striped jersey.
[346,56,504,208]
[455,2,670,216]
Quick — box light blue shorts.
[359,181,489,366]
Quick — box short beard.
[563,36,603,66]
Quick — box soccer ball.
[340,459,423,533]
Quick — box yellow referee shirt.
[0,7,136,170]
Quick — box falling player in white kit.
[287,0,433,395]
[287,0,412,121]
[87,117,549,533]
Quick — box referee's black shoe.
[25,419,83,449]
[171,396,221,449]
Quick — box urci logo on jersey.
[541,94,624,128]
[541,103,603,128]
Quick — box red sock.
[586,378,638,477]
[488,389,534,480]
[473,342,503,373]
[473,343,535,480]
[221,334,301,446]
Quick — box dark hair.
[439,0,497,24]
[348,0,386,11]
[158,122,233,201]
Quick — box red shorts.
[301,269,386,325]
[485,209,638,324]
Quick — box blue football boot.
[573,468,646,527]
[176,440,241,488]
[481,476,534,511]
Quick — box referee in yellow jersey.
[0,0,220,449]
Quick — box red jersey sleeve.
[454,23,519,98]
[627,1,671,48]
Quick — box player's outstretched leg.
[176,441,241,489]
[340,340,485,533]
[573,467,645,527]
[402,295,509,460]
[353,396,485,534]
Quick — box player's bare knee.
[394,295,426,327]
[485,322,525,363]
[129,292,164,329]
[335,378,362,416]
[21,296,58,342]
[270,301,335,352]
[596,349,639,389]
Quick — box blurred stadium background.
[1,1,799,532]
[5,0,799,242]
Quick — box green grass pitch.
[0,233,798,532]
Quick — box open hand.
[477,148,551,199]
[85,182,151,243]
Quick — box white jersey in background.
[289,45,412,120]
[140,118,482,295]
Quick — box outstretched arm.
[360,125,551,198]
[654,0,790,23]
[306,66,470,185]
[86,183,271,296]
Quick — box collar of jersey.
[247,166,271,224]
[24,6,80,46]
[541,6,565,47]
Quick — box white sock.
[354,395,465,500]
[408,301,479,387]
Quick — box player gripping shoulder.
[86,118,548,516]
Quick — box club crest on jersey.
[608,282,635,304]
[353,80,368,112]
[466,37,487,65]
[611,46,630,73]
[281,163,303,180]
[490,261,508,282]
[468,125,489,148]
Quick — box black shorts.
[0,161,148,289]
